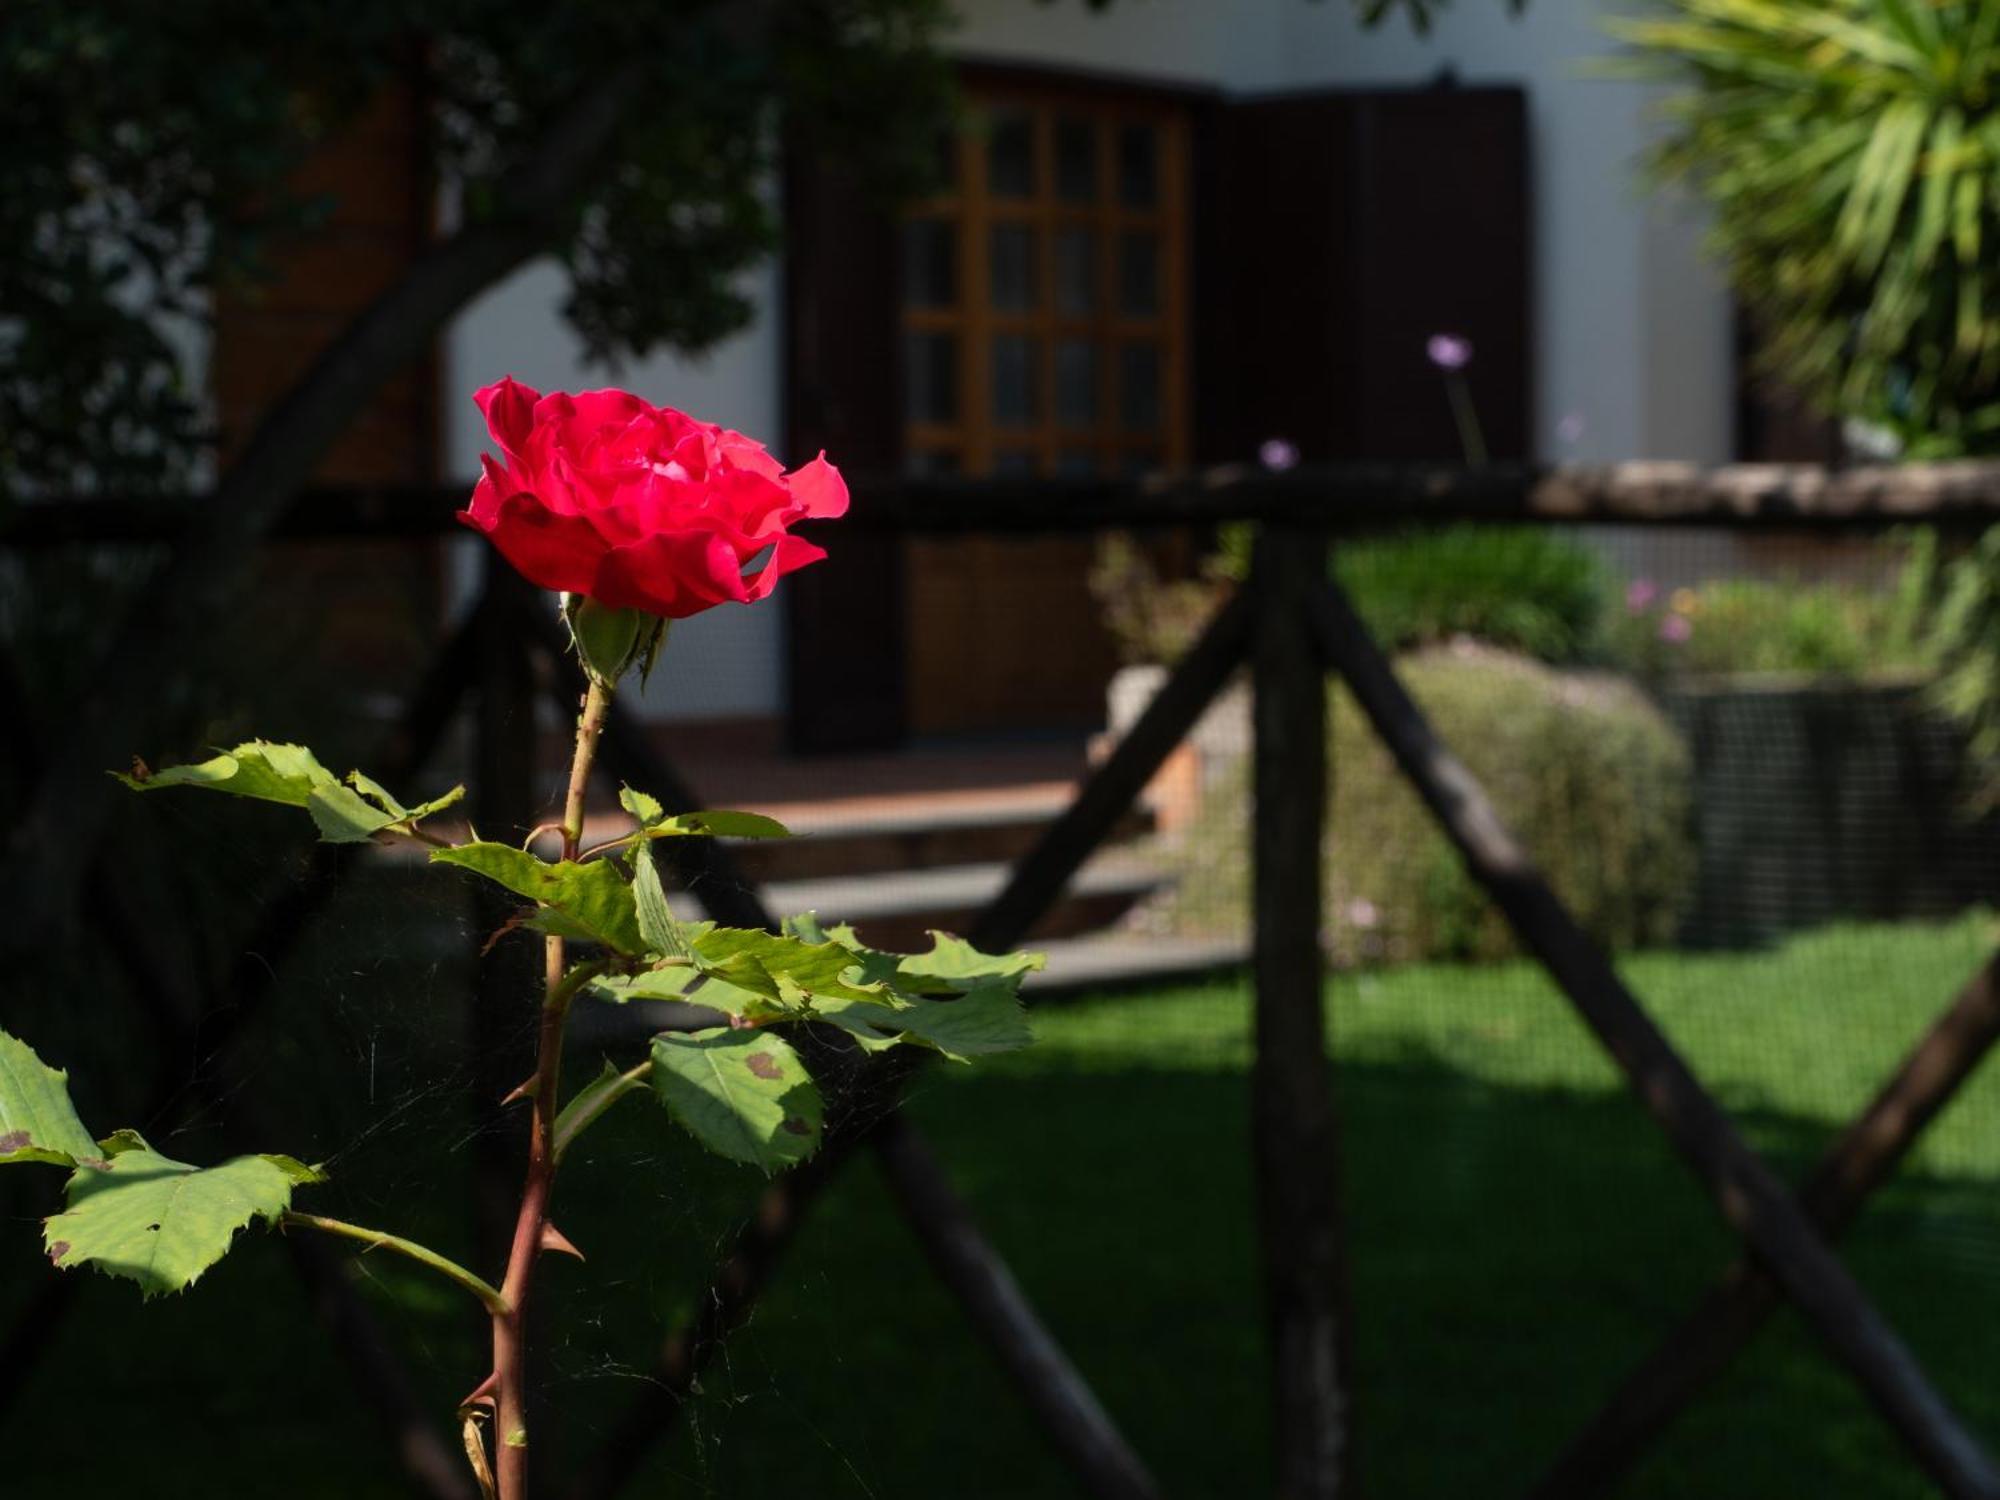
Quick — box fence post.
[1250,523,1352,1500]
[471,568,545,1263]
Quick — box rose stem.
[491,675,612,1500]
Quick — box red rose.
[458,377,848,619]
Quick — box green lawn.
[4,910,1996,1498]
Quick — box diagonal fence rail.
[1307,571,2000,1499]
[1531,952,2000,1498]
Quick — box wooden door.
[899,82,1195,736]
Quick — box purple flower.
[1659,613,1692,644]
[1626,578,1659,612]
[1259,438,1300,472]
[1426,333,1474,371]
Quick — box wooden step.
[1025,933,1247,995]
[720,798,1153,882]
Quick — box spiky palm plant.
[1619,0,2000,455]
[1621,1,2000,806]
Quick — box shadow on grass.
[4,1030,1997,1500]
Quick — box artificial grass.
[2,911,1994,1497]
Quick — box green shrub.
[1332,526,1610,663]
[1088,534,1233,667]
[1096,524,1611,667]
[1166,644,1695,964]
[1901,526,2000,810]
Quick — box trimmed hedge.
[1166,643,1695,964]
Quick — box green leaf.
[307,781,402,843]
[119,740,336,807]
[791,916,1045,994]
[430,842,644,956]
[649,1029,822,1172]
[587,962,782,1024]
[618,787,790,841]
[632,841,690,957]
[815,984,1033,1062]
[896,930,1046,990]
[348,772,465,826]
[619,786,666,827]
[119,740,463,843]
[651,809,792,839]
[44,1149,323,1297]
[780,921,1038,1061]
[399,786,467,822]
[688,926,889,1008]
[97,1127,151,1158]
[588,965,703,1003]
[0,1030,101,1168]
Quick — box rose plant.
[0,382,1038,1500]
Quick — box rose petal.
[475,377,540,458]
[464,489,608,596]
[698,468,800,542]
[592,530,750,617]
[463,455,511,527]
[744,534,828,600]
[784,454,849,520]
[598,471,715,547]
[460,380,845,619]
[716,430,785,481]
[541,389,650,445]
[655,429,713,484]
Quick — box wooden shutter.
[782,141,907,751]
[1198,85,1530,465]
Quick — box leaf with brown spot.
[0,1030,101,1168]
[44,1149,322,1297]
[648,1029,822,1172]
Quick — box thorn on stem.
[459,1370,500,1412]
[501,1075,539,1107]
[540,1222,585,1261]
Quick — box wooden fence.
[3,462,1998,1499]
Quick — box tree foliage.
[1619,0,2000,455]
[0,0,954,497]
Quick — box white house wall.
[442,0,1740,722]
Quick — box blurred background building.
[210,0,1752,745]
